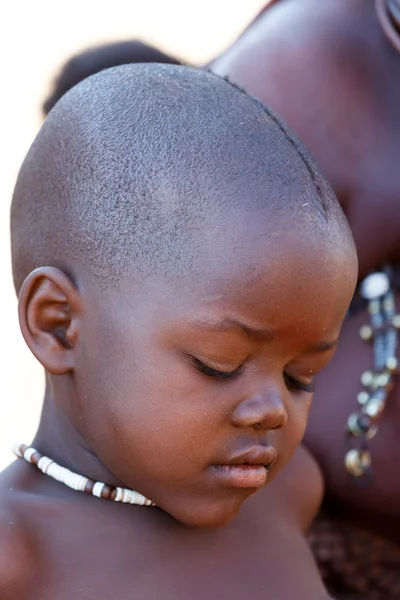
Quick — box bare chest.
[27,503,299,600]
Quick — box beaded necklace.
[345,268,400,480]
[14,444,155,506]
[376,0,400,53]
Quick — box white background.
[0,0,266,469]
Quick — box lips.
[226,447,277,469]
[212,447,277,489]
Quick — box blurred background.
[0,0,266,469]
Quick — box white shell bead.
[23,447,36,463]
[92,482,105,498]
[115,487,124,502]
[38,456,54,474]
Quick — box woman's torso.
[212,0,400,539]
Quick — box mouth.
[212,447,277,489]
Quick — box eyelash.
[192,357,314,393]
[191,358,243,382]
[284,374,314,394]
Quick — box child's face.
[72,224,355,528]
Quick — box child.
[212,1,400,596]
[0,64,356,599]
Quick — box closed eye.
[191,357,243,382]
[284,373,314,394]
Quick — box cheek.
[287,396,312,448]
[75,334,231,482]
[272,398,310,477]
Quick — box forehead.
[205,233,352,327]
[110,218,355,341]
[196,209,347,283]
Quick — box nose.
[230,388,288,432]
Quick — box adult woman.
[212,1,400,597]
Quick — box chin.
[167,494,248,529]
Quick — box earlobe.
[18,267,82,375]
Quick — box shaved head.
[11,64,351,292]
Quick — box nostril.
[270,415,286,430]
[253,413,286,431]
[231,393,288,431]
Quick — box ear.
[18,267,83,375]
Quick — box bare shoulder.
[0,468,36,599]
[211,0,378,122]
[213,0,374,76]
[0,508,33,599]
[260,444,324,533]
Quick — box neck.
[33,377,124,487]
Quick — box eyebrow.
[191,318,275,342]
[191,318,338,351]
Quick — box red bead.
[101,485,113,499]
[31,452,41,465]
[84,480,95,494]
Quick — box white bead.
[64,470,77,489]
[71,474,81,491]
[122,489,133,503]
[47,462,62,480]
[58,467,67,483]
[63,470,73,487]
[129,491,140,505]
[360,272,390,300]
[59,469,69,484]
[23,447,36,463]
[38,456,54,474]
[78,476,89,492]
[115,487,124,502]
[92,482,105,498]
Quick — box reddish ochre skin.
[212,0,400,542]
[0,210,355,598]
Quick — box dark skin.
[212,0,400,542]
[0,213,356,599]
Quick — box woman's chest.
[305,305,400,535]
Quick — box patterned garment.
[308,513,400,599]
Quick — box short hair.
[12,64,348,292]
[43,40,182,115]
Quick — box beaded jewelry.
[345,269,400,480]
[14,444,155,506]
[375,0,400,54]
